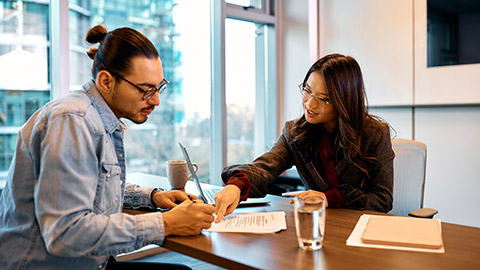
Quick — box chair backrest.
[389,138,427,216]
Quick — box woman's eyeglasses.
[298,83,330,108]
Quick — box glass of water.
[294,196,326,250]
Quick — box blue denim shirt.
[0,81,165,270]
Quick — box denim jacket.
[0,81,164,270]
[222,119,394,212]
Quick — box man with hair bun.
[0,25,213,270]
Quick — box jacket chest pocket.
[94,162,122,214]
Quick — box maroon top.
[319,131,345,208]
[227,131,346,207]
[225,173,251,201]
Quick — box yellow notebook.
[361,215,443,249]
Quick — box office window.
[69,0,212,181]
[0,0,278,186]
[212,1,278,182]
[226,0,262,9]
[0,0,50,180]
[225,19,256,164]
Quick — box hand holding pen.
[152,190,199,209]
[187,194,197,203]
[163,193,215,236]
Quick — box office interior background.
[0,0,479,228]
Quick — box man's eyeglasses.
[115,73,169,100]
[298,83,331,109]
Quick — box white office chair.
[389,138,437,218]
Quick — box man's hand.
[152,190,198,209]
[162,200,215,236]
[289,190,329,208]
[214,185,241,223]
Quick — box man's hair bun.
[85,25,108,60]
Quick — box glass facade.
[0,0,277,186]
[225,18,256,165]
[0,0,50,177]
[69,0,212,181]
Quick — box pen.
[187,194,196,203]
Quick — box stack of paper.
[207,211,287,234]
[361,215,443,248]
[346,214,445,253]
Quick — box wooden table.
[125,173,480,270]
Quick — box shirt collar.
[83,80,126,134]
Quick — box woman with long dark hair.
[214,53,394,222]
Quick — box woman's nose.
[305,95,318,109]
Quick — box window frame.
[50,0,71,99]
[210,0,280,185]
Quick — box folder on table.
[361,215,443,249]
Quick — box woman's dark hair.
[85,25,159,78]
[292,53,378,176]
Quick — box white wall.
[414,0,480,105]
[319,0,414,106]
[282,0,480,227]
[368,108,413,139]
[280,0,310,124]
[415,107,480,227]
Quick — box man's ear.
[96,70,116,95]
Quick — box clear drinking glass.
[294,196,326,250]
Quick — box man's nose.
[148,92,161,106]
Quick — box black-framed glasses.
[115,73,169,100]
[298,83,331,109]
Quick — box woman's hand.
[289,190,329,208]
[214,185,241,223]
[152,190,199,209]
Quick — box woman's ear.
[96,70,115,95]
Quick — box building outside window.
[0,0,279,187]
[69,0,212,181]
[0,0,50,180]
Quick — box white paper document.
[346,214,445,253]
[206,211,287,234]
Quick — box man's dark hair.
[85,25,159,78]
